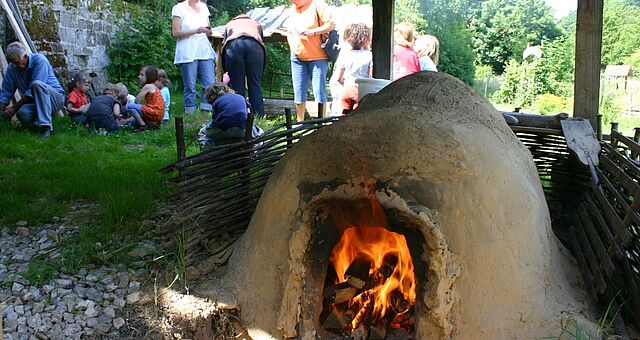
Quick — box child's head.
[343,22,371,50]
[138,66,159,85]
[394,22,415,48]
[414,35,440,65]
[72,72,91,93]
[102,83,120,98]
[157,69,171,88]
[204,82,235,104]
[114,83,129,103]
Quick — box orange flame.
[328,197,416,326]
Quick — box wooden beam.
[372,0,393,80]
[573,0,604,128]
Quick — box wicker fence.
[162,113,640,331]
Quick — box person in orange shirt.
[66,72,91,124]
[286,0,336,122]
[125,66,165,132]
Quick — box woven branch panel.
[163,117,339,266]
[568,129,640,330]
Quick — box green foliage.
[107,10,178,92]
[262,42,294,98]
[602,2,640,66]
[600,88,622,126]
[420,0,476,84]
[469,0,561,74]
[623,49,640,76]
[18,260,57,285]
[395,0,427,31]
[534,93,566,115]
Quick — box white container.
[355,78,391,101]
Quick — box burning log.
[379,253,398,278]
[390,290,410,314]
[345,254,373,289]
[324,282,359,304]
[351,292,374,330]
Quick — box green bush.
[534,93,566,115]
[107,11,179,92]
[600,89,622,126]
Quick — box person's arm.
[135,85,153,104]
[171,16,211,39]
[113,103,121,118]
[302,2,336,37]
[338,68,346,85]
[0,68,18,113]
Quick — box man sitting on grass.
[0,42,65,138]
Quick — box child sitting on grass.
[114,82,136,125]
[66,72,91,124]
[125,65,165,132]
[157,69,171,122]
[85,84,132,134]
[199,82,249,149]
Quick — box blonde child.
[336,22,372,112]
[125,65,165,132]
[392,22,420,81]
[414,35,439,72]
[66,72,91,124]
[85,84,123,134]
[157,69,171,122]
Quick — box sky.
[545,0,578,19]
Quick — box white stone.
[125,292,140,304]
[112,317,125,329]
[102,306,115,318]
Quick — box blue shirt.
[0,53,64,105]
[208,93,248,130]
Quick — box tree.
[418,0,476,84]
[601,3,640,66]
[468,0,561,74]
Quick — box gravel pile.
[1,215,154,340]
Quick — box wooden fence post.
[285,107,293,146]
[611,122,619,149]
[632,127,640,160]
[175,116,186,163]
[596,114,603,141]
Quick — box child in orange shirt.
[125,66,165,132]
[66,72,91,124]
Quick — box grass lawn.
[0,92,212,271]
[0,90,291,272]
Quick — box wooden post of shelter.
[372,0,393,80]
[573,0,604,128]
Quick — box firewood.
[345,254,373,289]
[379,253,398,278]
[369,320,388,340]
[352,324,368,340]
[324,282,359,304]
[390,290,410,314]
[322,306,349,330]
[352,292,374,330]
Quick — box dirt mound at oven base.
[203,72,595,339]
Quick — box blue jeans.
[224,38,265,118]
[290,57,328,104]
[179,59,215,113]
[16,80,65,128]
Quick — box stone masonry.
[1,0,118,91]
